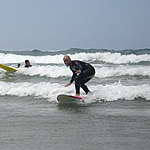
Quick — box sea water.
[0,48,150,150]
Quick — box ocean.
[0,48,150,150]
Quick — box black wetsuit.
[70,60,95,94]
[25,65,32,68]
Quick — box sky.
[0,0,150,51]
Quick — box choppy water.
[0,48,150,150]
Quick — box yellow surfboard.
[0,64,18,72]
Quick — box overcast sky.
[0,0,150,51]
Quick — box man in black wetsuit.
[63,55,95,96]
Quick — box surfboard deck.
[57,94,85,103]
[0,64,18,72]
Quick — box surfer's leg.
[75,79,90,95]
[75,78,80,95]
[80,77,91,94]
[81,84,90,94]
[75,66,95,95]
[80,70,95,94]
[75,74,92,95]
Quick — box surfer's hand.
[65,82,72,87]
[75,70,81,74]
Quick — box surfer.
[63,55,95,96]
[25,60,32,68]
[17,63,21,68]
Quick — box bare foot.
[75,94,80,96]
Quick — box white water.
[0,50,150,102]
[1,52,150,64]
[0,80,150,103]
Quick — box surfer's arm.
[65,72,76,87]
[75,70,81,74]
[70,73,77,83]
[65,82,72,87]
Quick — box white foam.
[1,52,150,64]
[14,64,150,79]
[0,81,74,102]
[0,81,150,103]
[68,52,150,64]
[0,53,64,64]
[89,82,150,102]
[0,63,149,81]
[17,65,71,78]
[95,65,150,78]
